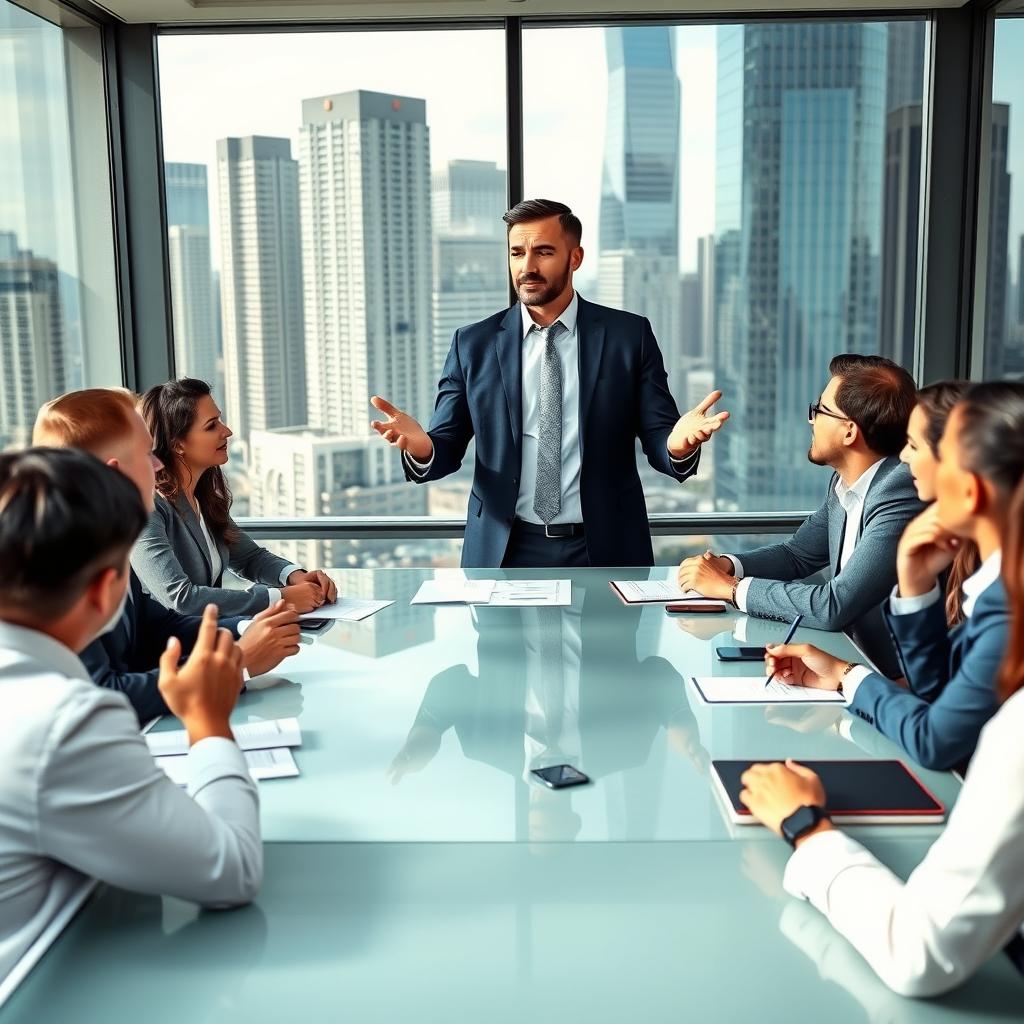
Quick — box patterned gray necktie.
[533,321,566,524]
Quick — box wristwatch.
[780,804,830,848]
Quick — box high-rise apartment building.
[0,239,66,449]
[597,27,681,357]
[714,23,888,512]
[166,162,219,391]
[431,159,507,383]
[300,91,433,444]
[983,104,1011,379]
[217,137,307,447]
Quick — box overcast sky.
[157,25,718,276]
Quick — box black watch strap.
[780,804,829,848]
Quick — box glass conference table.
[3,568,1022,1022]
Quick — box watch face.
[782,805,823,846]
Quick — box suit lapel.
[828,479,846,576]
[576,297,605,460]
[495,305,523,451]
[173,495,214,581]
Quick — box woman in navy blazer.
[763,381,1024,771]
[132,379,337,617]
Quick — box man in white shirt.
[0,448,262,983]
[368,199,730,569]
[677,354,922,678]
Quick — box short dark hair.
[956,381,1024,498]
[828,353,917,456]
[503,199,582,247]
[0,448,147,620]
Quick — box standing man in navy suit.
[370,199,729,568]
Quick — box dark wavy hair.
[997,474,1024,704]
[915,380,978,626]
[140,378,240,546]
[503,199,582,247]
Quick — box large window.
[157,28,508,568]
[524,21,929,514]
[0,0,121,450]
[983,16,1024,381]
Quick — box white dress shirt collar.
[0,620,90,682]
[834,457,885,511]
[520,291,579,340]
[962,550,1002,619]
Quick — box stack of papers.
[689,676,848,705]
[299,598,393,622]
[147,717,303,785]
[411,579,497,605]
[411,578,572,607]
[610,580,706,604]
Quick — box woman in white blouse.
[740,469,1024,996]
[132,379,338,618]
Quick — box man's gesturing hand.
[370,396,433,462]
[668,389,731,458]
[158,604,244,745]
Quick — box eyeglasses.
[807,401,849,425]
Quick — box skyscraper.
[879,21,927,372]
[431,159,507,383]
[0,238,66,449]
[166,162,218,391]
[983,104,1011,379]
[714,23,888,512]
[300,91,433,444]
[597,27,681,354]
[217,137,307,448]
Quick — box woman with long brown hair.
[900,380,979,625]
[738,424,1024,996]
[132,379,337,617]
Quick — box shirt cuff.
[237,619,252,636]
[279,563,303,586]
[734,576,752,612]
[184,736,252,797]
[668,446,700,470]
[403,449,434,478]
[783,827,872,905]
[724,554,745,579]
[840,665,872,704]
[267,587,282,608]
[889,582,941,616]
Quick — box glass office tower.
[714,23,888,512]
[597,27,681,356]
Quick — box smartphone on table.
[530,764,590,789]
[715,646,766,662]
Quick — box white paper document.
[145,717,303,758]
[690,676,848,705]
[299,598,394,622]
[411,578,497,605]
[611,580,705,604]
[156,746,299,786]
[486,580,572,607]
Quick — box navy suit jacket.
[407,297,698,568]
[847,580,1009,770]
[79,570,243,724]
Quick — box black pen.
[765,614,803,688]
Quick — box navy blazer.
[408,297,698,568]
[79,570,243,724]
[847,580,1009,770]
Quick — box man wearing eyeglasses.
[677,354,923,678]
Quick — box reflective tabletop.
[149,567,964,844]
[5,568,1021,1020]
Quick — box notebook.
[711,759,946,826]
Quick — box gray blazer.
[131,493,295,617]
[736,457,924,678]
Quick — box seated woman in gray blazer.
[132,378,337,617]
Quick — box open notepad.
[690,676,848,705]
[147,717,302,785]
[610,580,706,604]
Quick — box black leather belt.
[513,519,585,539]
